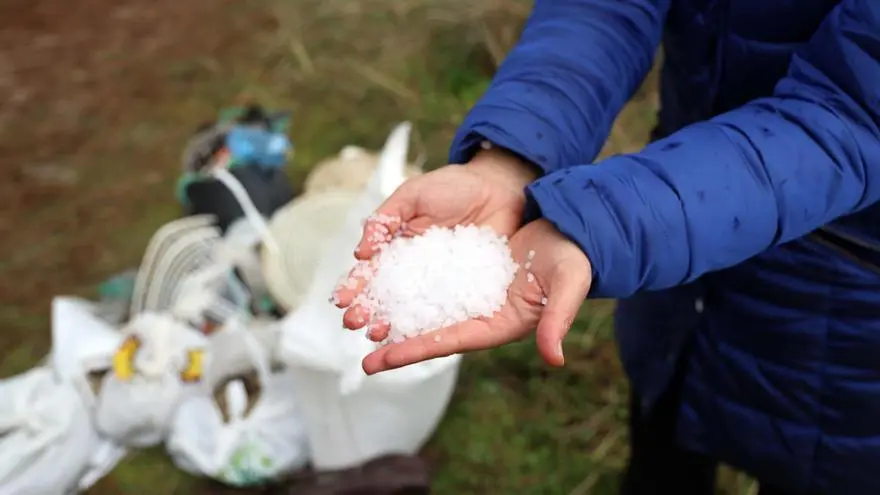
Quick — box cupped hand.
[340,218,593,375]
[351,147,540,261]
[334,147,540,332]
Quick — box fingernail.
[556,341,565,362]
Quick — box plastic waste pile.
[94,103,298,325]
[91,155,312,484]
[0,106,460,493]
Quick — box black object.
[622,357,798,495]
[810,227,880,275]
[183,166,296,233]
[235,104,292,132]
[195,455,431,495]
[238,104,274,129]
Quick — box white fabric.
[166,327,309,486]
[279,122,462,471]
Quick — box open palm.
[342,219,593,374]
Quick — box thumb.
[535,266,591,367]
[355,181,418,260]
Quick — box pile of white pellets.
[344,221,519,343]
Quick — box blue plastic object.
[225,126,291,169]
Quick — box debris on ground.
[0,113,452,494]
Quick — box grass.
[0,0,757,493]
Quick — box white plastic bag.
[50,297,130,490]
[166,325,309,486]
[50,297,125,383]
[93,311,208,447]
[277,122,462,471]
[0,367,101,495]
[0,297,128,494]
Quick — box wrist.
[466,142,541,196]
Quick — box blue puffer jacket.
[448,0,880,492]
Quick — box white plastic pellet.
[345,224,518,342]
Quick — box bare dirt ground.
[0,0,276,355]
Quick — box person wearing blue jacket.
[335,0,880,493]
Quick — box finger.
[355,219,399,260]
[362,318,511,374]
[333,261,372,308]
[355,186,418,260]
[343,305,371,330]
[365,320,390,342]
[333,276,365,309]
[334,285,364,309]
[535,268,590,367]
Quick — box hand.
[343,218,593,375]
[334,147,540,334]
[351,147,540,261]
